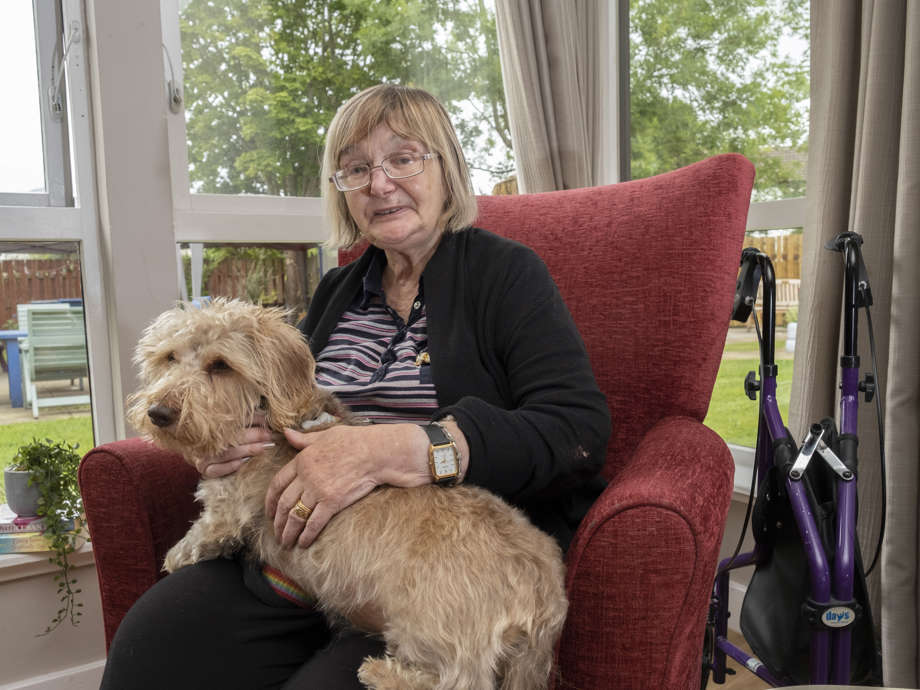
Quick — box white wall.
[0,550,105,689]
[719,496,758,632]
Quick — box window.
[0,0,73,207]
[0,0,115,448]
[627,0,809,475]
[1,2,44,196]
[163,0,513,305]
[173,0,511,198]
[177,242,323,323]
[0,242,94,495]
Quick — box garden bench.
[17,302,91,418]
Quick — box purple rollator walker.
[702,232,883,687]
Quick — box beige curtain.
[791,1,920,685]
[494,0,600,192]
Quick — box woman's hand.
[265,423,433,549]
[193,414,274,478]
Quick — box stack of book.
[0,503,83,554]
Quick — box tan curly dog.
[127,299,567,690]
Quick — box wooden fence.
[742,233,801,279]
[739,233,802,325]
[205,257,286,305]
[0,259,83,328]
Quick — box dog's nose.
[147,403,178,427]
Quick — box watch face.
[432,444,458,478]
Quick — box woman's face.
[340,123,448,257]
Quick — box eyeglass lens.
[336,153,428,190]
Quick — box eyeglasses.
[330,152,439,192]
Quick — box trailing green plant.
[10,437,85,634]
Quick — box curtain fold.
[793,1,920,684]
[494,0,599,192]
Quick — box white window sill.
[0,542,95,584]
[730,444,756,502]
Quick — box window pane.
[0,242,94,502]
[629,0,809,201]
[0,1,45,194]
[179,0,512,196]
[178,243,323,323]
[704,229,801,446]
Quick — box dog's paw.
[163,540,200,573]
[357,656,436,690]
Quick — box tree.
[180,0,512,197]
[179,0,512,314]
[629,0,809,201]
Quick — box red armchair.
[80,154,754,689]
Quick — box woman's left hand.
[265,424,431,549]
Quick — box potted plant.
[5,437,85,634]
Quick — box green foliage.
[180,0,807,199]
[0,417,94,494]
[180,245,321,307]
[11,438,85,634]
[180,0,512,196]
[630,0,809,201]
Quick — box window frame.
[160,0,330,253]
[0,0,117,444]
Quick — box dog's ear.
[250,307,323,430]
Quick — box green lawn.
[704,358,794,447]
[0,416,94,504]
[722,338,788,353]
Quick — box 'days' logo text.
[823,607,855,628]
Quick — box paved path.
[0,371,91,425]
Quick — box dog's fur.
[127,299,567,690]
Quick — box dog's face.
[127,299,322,461]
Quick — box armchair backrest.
[475,155,753,479]
[342,154,754,480]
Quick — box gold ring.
[291,500,313,521]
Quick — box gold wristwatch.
[423,422,460,486]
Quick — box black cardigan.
[300,227,611,550]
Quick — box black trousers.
[100,556,385,689]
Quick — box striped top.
[313,254,438,423]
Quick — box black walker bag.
[739,420,882,685]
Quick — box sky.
[1,0,45,193]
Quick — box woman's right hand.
[194,415,274,478]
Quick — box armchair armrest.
[79,438,200,649]
[556,416,734,690]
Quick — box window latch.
[49,20,81,120]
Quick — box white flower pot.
[4,469,40,517]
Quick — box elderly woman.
[101,84,610,690]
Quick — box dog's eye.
[207,358,231,374]
[166,352,176,363]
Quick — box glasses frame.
[330,152,439,192]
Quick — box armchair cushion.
[80,154,753,688]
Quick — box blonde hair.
[321,85,478,248]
